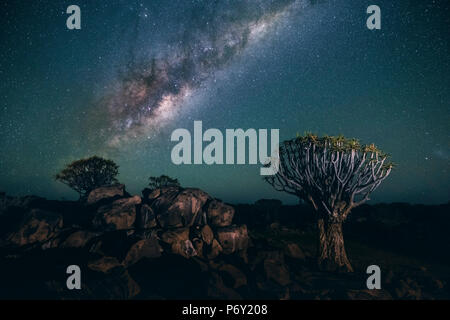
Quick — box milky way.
[99,0,305,146]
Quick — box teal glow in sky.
[0,0,449,204]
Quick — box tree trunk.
[317,218,353,272]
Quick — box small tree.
[148,175,180,189]
[56,156,119,200]
[265,133,393,272]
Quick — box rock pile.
[0,185,249,298]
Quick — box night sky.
[0,0,449,204]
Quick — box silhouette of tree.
[148,175,180,189]
[55,156,119,200]
[265,133,394,272]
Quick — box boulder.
[142,187,162,201]
[200,225,214,245]
[206,200,234,227]
[9,209,63,246]
[173,240,197,258]
[137,204,156,229]
[161,228,196,258]
[150,188,210,228]
[93,196,141,230]
[161,227,190,244]
[206,239,223,260]
[192,238,204,257]
[216,224,249,254]
[123,237,162,266]
[87,184,126,205]
[60,230,99,248]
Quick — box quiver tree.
[265,134,393,272]
[148,175,180,189]
[56,156,119,200]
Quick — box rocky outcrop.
[200,225,214,245]
[0,185,252,300]
[1,187,448,301]
[206,200,235,227]
[123,237,162,266]
[88,256,122,273]
[146,187,210,227]
[137,204,156,229]
[161,227,197,258]
[87,184,126,205]
[93,196,141,230]
[60,230,99,248]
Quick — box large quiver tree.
[265,134,393,272]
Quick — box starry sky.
[0,0,449,204]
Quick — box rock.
[87,184,125,205]
[346,289,393,300]
[137,204,156,229]
[161,228,196,258]
[206,200,234,227]
[9,209,63,246]
[161,227,190,244]
[206,239,223,260]
[167,239,197,258]
[219,264,247,289]
[88,256,122,273]
[200,225,214,245]
[151,188,210,228]
[142,187,162,201]
[124,237,162,266]
[60,230,99,248]
[192,238,204,257]
[264,251,291,286]
[285,243,305,259]
[93,196,141,230]
[216,224,249,254]
[172,240,197,258]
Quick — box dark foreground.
[0,187,449,300]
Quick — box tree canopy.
[265,133,393,219]
[55,156,119,199]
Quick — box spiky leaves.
[265,133,393,221]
